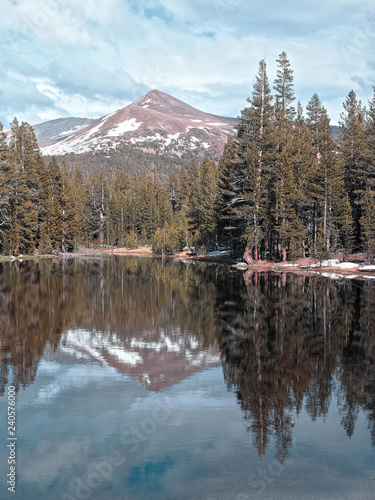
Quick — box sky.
[1,0,375,126]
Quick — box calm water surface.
[0,257,374,500]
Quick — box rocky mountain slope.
[34,90,237,174]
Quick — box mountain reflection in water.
[0,256,374,463]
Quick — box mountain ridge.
[34,90,237,169]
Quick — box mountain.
[35,90,237,174]
[53,328,221,392]
[33,117,95,143]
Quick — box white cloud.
[0,0,375,125]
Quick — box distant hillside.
[33,117,95,142]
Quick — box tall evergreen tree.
[272,53,300,259]
[60,161,78,251]
[290,103,317,255]
[273,51,296,121]
[217,134,241,249]
[236,59,274,261]
[360,187,375,260]
[0,122,12,252]
[8,119,42,254]
[339,90,368,245]
[365,86,375,189]
[306,95,353,254]
[187,158,219,249]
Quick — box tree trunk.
[243,243,253,265]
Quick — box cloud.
[0,0,374,125]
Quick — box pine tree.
[273,116,305,260]
[69,168,87,246]
[236,59,274,261]
[360,187,375,261]
[306,96,353,255]
[60,161,78,252]
[306,93,326,155]
[339,90,368,245]
[87,170,107,244]
[273,51,296,121]
[365,86,375,189]
[290,103,316,256]
[217,134,241,249]
[187,158,219,249]
[0,122,12,252]
[272,54,301,260]
[37,158,55,253]
[8,119,42,254]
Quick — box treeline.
[0,117,181,254]
[219,52,375,261]
[1,51,375,259]
[0,116,217,255]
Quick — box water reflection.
[0,257,375,463]
[218,270,375,460]
[0,257,221,395]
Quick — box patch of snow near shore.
[360,265,375,271]
[304,259,362,269]
[337,262,361,268]
[310,259,340,267]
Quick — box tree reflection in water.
[0,257,374,461]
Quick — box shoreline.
[2,246,375,279]
[104,246,375,279]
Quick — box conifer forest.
[1,52,375,261]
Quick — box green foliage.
[152,213,188,255]
[339,90,368,244]
[360,188,375,261]
[124,230,138,249]
[186,157,219,248]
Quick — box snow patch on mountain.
[107,118,141,136]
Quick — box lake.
[0,256,374,500]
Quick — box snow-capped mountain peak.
[35,90,237,161]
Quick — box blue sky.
[1,0,375,126]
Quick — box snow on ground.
[164,132,181,146]
[107,118,141,136]
[309,259,340,267]
[306,259,362,269]
[130,133,163,144]
[337,262,361,268]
